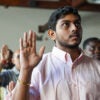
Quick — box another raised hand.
[0,45,10,63]
[0,45,10,71]
[7,81,16,93]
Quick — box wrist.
[17,78,30,86]
[19,70,32,84]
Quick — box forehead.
[57,14,80,23]
[86,41,100,49]
[88,41,99,46]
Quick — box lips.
[70,34,79,39]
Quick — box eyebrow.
[61,19,80,23]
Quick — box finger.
[1,45,8,59]
[3,45,8,50]
[5,50,10,59]
[1,45,5,55]
[20,38,23,50]
[23,32,28,47]
[39,46,45,58]
[28,30,33,47]
[1,45,8,51]
[9,81,15,91]
[32,31,36,52]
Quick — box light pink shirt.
[29,47,100,100]
[6,46,100,100]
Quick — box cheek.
[57,33,69,42]
[87,49,94,54]
[15,60,20,65]
[58,30,69,37]
[56,28,70,41]
[18,61,20,65]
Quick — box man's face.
[85,41,100,60]
[54,14,82,49]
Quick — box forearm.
[11,70,32,100]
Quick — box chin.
[67,44,79,48]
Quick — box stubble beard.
[57,39,81,49]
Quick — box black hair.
[83,37,99,49]
[48,6,81,31]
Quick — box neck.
[68,48,81,61]
[57,46,81,62]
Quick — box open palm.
[20,30,45,72]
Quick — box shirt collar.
[52,46,70,63]
[52,46,84,64]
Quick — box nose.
[70,23,77,32]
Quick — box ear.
[48,29,56,41]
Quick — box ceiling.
[35,0,100,12]
[0,0,100,12]
[36,0,100,33]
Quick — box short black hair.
[48,6,81,31]
[83,37,99,49]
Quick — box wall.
[0,6,99,53]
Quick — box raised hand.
[19,30,45,72]
[7,81,16,93]
[0,44,10,61]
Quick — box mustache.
[69,33,80,38]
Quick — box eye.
[89,46,95,51]
[75,21,81,28]
[62,22,70,28]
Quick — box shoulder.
[84,55,100,67]
[80,55,100,67]
[0,69,13,82]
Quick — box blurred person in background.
[0,49,20,100]
[0,45,14,71]
[0,44,14,100]
[83,37,100,60]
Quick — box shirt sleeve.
[29,67,40,99]
[0,71,12,87]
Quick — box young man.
[83,37,100,60]
[8,6,100,100]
